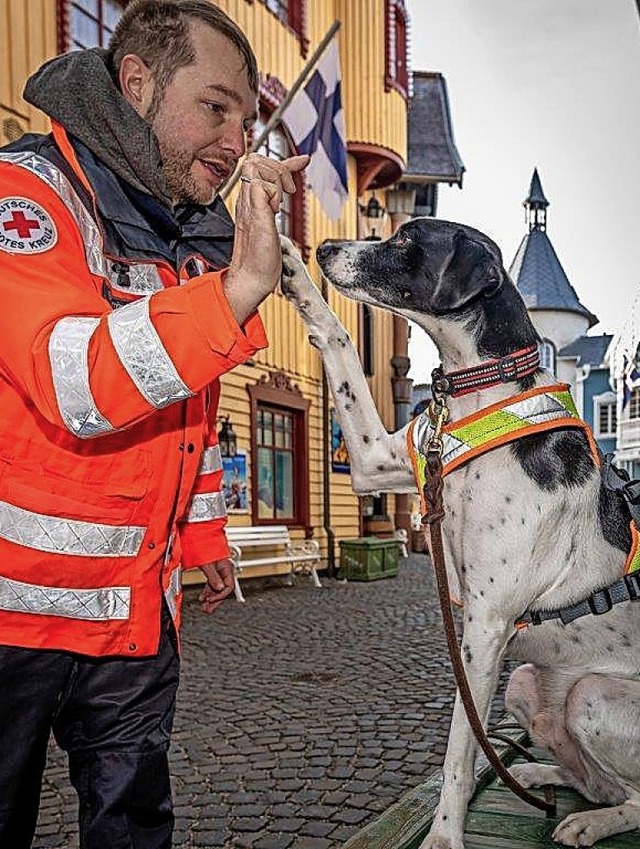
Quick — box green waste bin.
[339,537,399,581]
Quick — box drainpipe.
[386,187,417,539]
[321,275,336,577]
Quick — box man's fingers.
[240,153,309,197]
[283,154,310,173]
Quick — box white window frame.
[593,391,617,439]
[538,340,556,375]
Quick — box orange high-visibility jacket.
[0,123,268,657]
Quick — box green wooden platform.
[342,725,640,849]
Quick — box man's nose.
[219,121,247,159]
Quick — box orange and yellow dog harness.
[407,382,640,625]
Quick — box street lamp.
[217,415,237,458]
[359,194,385,240]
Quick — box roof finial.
[524,168,549,232]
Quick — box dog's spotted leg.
[419,618,513,849]
[280,236,416,494]
[553,801,640,848]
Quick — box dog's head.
[316,217,538,360]
[317,218,506,315]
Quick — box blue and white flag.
[282,37,348,220]
[622,353,640,410]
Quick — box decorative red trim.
[347,141,405,194]
[258,0,308,57]
[384,0,410,101]
[259,74,288,111]
[56,0,70,53]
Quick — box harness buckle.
[497,355,517,382]
[624,572,640,601]
[587,587,613,616]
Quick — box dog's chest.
[440,449,538,548]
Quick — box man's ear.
[429,231,503,314]
[119,54,155,118]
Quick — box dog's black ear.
[430,231,503,314]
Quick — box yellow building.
[0,0,418,579]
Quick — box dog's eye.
[394,232,412,248]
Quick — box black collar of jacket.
[73,138,235,270]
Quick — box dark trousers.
[0,610,179,849]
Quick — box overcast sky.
[404,0,640,383]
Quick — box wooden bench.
[225,525,322,603]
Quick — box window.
[59,0,123,52]
[248,372,310,527]
[629,387,640,420]
[259,0,306,53]
[256,407,295,520]
[594,392,617,438]
[538,340,556,375]
[385,0,410,98]
[253,107,307,255]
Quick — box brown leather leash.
[421,396,556,817]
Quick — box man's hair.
[107,0,259,104]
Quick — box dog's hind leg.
[419,617,513,849]
[280,237,416,495]
[505,664,616,798]
[551,673,640,847]
[505,663,573,790]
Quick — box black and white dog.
[281,219,640,849]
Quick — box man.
[0,1,307,847]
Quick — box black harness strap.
[517,454,640,628]
[517,571,640,627]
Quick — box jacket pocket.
[0,456,148,527]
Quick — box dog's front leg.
[420,618,512,849]
[281,238,416,494]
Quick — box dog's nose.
[316,242,339,265]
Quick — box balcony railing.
[619,418,640,450]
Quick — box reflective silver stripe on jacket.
[0,500,145,557]
[198,445,223,475]
[186,491,227,523]
[164,566,182,620]
[0,575,130,620]
[0,151,106,276]
[108,297,194,408]
[49,316,115,438]
[108,263,164,295]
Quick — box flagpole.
[221,20,342,200]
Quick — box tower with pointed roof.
[509,170,615,453]
[509,169,598,384]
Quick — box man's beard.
[160,145,215,207]
[156,140,216,207]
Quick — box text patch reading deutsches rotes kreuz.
[0,197,58,254]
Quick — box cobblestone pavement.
[34,555,513,848]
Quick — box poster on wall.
[222,451,249,513]
[330,408,350,474]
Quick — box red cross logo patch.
[0,197,57,254]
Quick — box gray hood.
[24,48,172,206]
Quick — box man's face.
[147,21,258,206]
